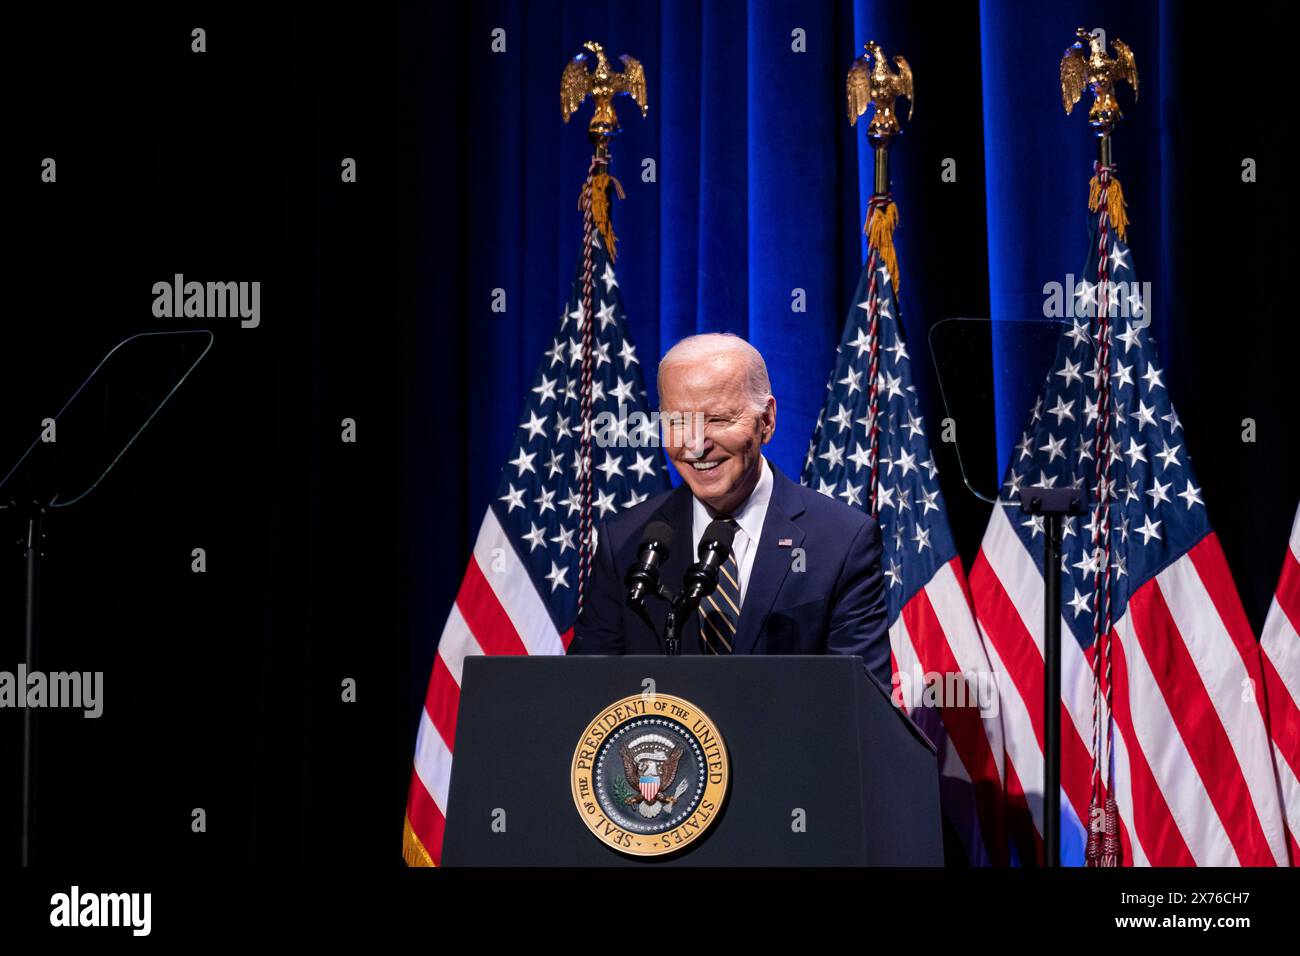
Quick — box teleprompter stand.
[0,330,212,866]
[1019,486,1086,867]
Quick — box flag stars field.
[970,216,1287,866]
[404,212,670,866]
[803,194,1008,866]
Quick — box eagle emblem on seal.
[620,734,690,818]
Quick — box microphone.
[681,518,736,604]
[625,520,674,608]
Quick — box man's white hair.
[657,332,773,413]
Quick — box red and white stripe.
[891,556,1009,865]
[1260,503,1300,865]
[403,509,568,866]
[970,504,1289,865]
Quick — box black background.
[2,0,1297,882]
[3,3,409,867]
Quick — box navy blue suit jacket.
[569,461,891,689]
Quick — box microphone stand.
[663,600,682,656]
[657,582,691,656]
[659,579,712,656]
[627,577,684,655]
[632,581,693,656]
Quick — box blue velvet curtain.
[462,0,992,504]
[403,0,1296,659]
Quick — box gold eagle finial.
[1060,27,1138,133]
[561,40,647,143]
[846,41,913,145]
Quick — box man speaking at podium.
[569,333,890,689]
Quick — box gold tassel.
[1087,171,1129,243]
[863,201,900,294]
[578,172,626,262]
[402,816,436,867]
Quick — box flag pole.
[874,143,889,196]
[847,41,912,515]
[561,41,647,610]
[1057,25,1138,867]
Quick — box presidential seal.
[570,693,729,857]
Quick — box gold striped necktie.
[698,517,741,654]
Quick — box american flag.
[802,194,1009,866]
[1260,501,1299,863]
[969,163,1289,865]
[402,225,670,866]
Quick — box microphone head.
[627,519,674,608]
[699,518,736,559]
[641,520,675,554]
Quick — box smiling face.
[658,346,776,516]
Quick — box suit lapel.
[732,464,806,655]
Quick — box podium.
[441,655,943,865]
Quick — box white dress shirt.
[689,456,774,607]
